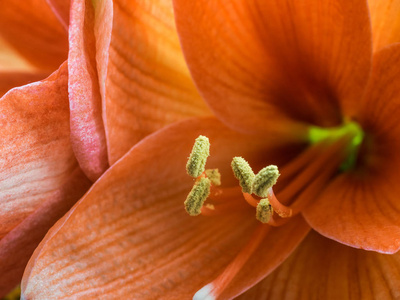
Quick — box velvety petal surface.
[46,0,71,30]
[173,0,372,133]
[0,72,50,98]
[104,0,210,164]
[0,169,91,297]
[0,0,68,71]
[22,117,309,299]
[68,0,109,181]
[304,44,400,253]
[238,231,400,300]
[369,0,400,51]
[0,63,79,238]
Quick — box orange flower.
[5,0,400,299]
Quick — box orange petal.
[238,231,400,299]
[0,0,68,71]
[0,71,50,98]
[0,168,91,297]
[104,0,211,164]
[369,0,400,52]
[68,0,109,181]
[0,37,33,72]
[173,0,372,132]
[46,0,71,30]
[304,44,400,253]
[0,62,79,238]
[22,117,307,299]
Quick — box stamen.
[231,157,255,194]
[205,169,221,186]
[242,193,258,208]
[252,165,280,198]
[256,199,273,223]
[186,135,210,178]
[184,177,211,216]
[194,225,271,299]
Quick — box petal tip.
[193,283,215,300]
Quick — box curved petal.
[0,62,79,238]
[173,0,372,132]
[0,0,68,71]
[68,0,109,181]
[0,71,50,98]
[304,44,400,253]
[104,0,211,164]
[22,117,307,299]
[238,231,400,299]
[369,0,400,51]
[0,169,91,297]
[46,0,71,31]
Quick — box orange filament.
[204,225,271,299]
[243,193,258,208]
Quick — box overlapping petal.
[46,0,71,30]
[22,117,309,299]
[0,169,91,297]
[0,72,50,98]
[304,44,400,253]
[0,63,79,238]
[68,0,110,181]
[104,0,211,164]
[369,0,400,51]
[238,231,400,299]
[0,0,68,71]
[173,0,372,133]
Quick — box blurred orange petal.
[46,0,71,30]
[0,71,50,98]
[304,44,400,253]
[0,63,79,238]
[22,117,308,299]
[104,0,211,164]
[0,169,91,297]
[238,231,400,299]
[0,0,68,71]
[369,0,400,51]
[68,0,110,180]
[173,0,372,132]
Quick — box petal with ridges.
[104,0,211,164]
[0,62,79,238]
[304,45,400,253]
[369,0,400,51]
[0,0,68,71]
[238,231,400,300]
[0,168,91,297]
[68,0,109,181]
[173,0,372,132]
[22,117,307,299]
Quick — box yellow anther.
[184,177,211,216]
[186,135,210,178]
[252,165,280,198]
[231,157,255,194]
[256,198,273,223]
[205,168,221,186]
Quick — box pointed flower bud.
[205,168,221,186]
[186,135,210,178]
[231,157,255,194]
[184,177,211,216]
[252,165,280,197]
[256,198,273,223]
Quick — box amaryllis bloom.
[0,0,209,296]
[10,0,400,299]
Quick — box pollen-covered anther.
[231,157,255,194]
[252,165,280,198]
[184,177,211,216]
[256,198,273,223]
[205,168,221,186]
[186,135,210,178]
